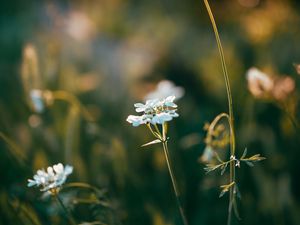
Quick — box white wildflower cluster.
[28,163,73,192]
[127,96,179,127]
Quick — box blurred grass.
[1,0,300,225]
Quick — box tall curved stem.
[203,1,237,224]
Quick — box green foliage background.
[1,0,300,224]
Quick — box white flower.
[144,80,184,101]
[161,95,177,108]
[30,89,45,113]
[246,68,274,98]
[28,163,73,192]
[152,112,173,124]
[134,99,159,113]
[127,95,179,126]
[126,115,145,127]
[29,89,53,113]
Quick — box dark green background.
[1,0,300,224]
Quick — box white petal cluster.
[28,163,73,192]
[144,80,184,101]
[127,96,179,127]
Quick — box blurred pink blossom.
[246,67,274,98]
[272,76,295,101]
[246,67,295,101]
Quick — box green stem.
[162,141,188,225]
[147,123,161,139]
[161,124,188,225]
[55,194,77,225]
[203,1,237,224]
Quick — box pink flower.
[272,76,295,100]
[246,68,274,98]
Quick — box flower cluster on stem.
[28,163,73,194]
[127,96,179,127]
[127,96,188,225]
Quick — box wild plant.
[126,96,188,225]
[200,1,265,225]
[21,43,94,121]
[28,163,76,224]
[20,43,111,225]
[27,163,109,225]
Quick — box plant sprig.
[201,1,266,224]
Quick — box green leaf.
[219,189,227,198]
[245,161,254,167]
[220,163,228,175]
[233,198,241,220]
[141,139,161,147]
[204,164,221,173]
[241,148,247,159]
[234,183,242,200]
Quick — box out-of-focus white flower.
[28,163,73,193]
[29,89,53,113]
[200,146,214,163]
[64,11,95,42]
[246,67,274,98]
[144,80,184,101]
[127,95,179,126]
[30,89,45,113]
